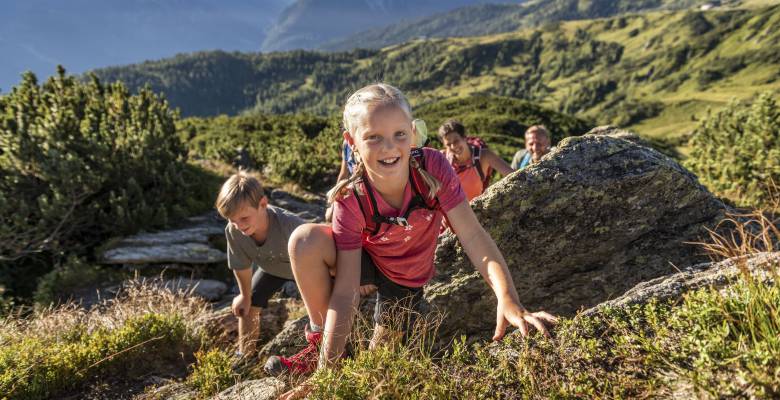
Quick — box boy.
[215,171,304,359]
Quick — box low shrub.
[186,348,237,397]
[0,281,211,399]
[0,68,219,300]
[685,92,780,208]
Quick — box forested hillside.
[91,5,780,149]
[262,0,499,51]
[323,0,705,51]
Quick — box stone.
[212,378,285,400]
[162,278,228,302]
[425,127,728,341]
[102,242,227,264]
[100,211,226,265]
[269,189,326,222]
[258,316,310,359]
[582,252,780,316]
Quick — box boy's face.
[227,197,268,237]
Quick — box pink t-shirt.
[332,148,466,288]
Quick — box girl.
[439,119,514,201]
[267,84,556,398]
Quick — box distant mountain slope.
[0,0,292,92]
[323,0,705,50]
[89,5,780,146]
[262,0,509,51]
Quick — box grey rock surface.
[102,242,227,265]
[425,127,728,340]
[259,316,310,359]
[161,278,228,302]
[583,252,780,316]
[212,378,285,400]
[269,189,326,222]
[100,211,226,265]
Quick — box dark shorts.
[360,250,424,328]
[250,269,292,308]
[252,251,424,328]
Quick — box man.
[511,125,553,170]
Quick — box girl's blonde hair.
[327,83,441,204]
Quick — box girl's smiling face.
[348,105,412,184]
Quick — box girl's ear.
[343,130,355,146]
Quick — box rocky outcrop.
[583,252,780,316]
[212,378,285,400]
[425,127,728,340]
[100,212,227,265]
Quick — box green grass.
[0,282,212,400]
[306,261,780,399]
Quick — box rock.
[281,281,300,299]
[162,278,228,302]
[582,252,780,316]
[269,189,326,222]
[258,316,310,359]
[212,378,285,400]
[140,381,198,400]
[204,298,306,348]
[425,127,728,340]
[100,211,227,265]
[102,242,227,264]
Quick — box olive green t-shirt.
[224,205,304,280]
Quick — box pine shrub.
[685,92,780,208]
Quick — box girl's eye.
[395,131,407,137]
[366,135,380,142]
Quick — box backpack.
[450,137,494,190]
[352,148,441,236]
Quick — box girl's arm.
[446,200,557,339]
[483,148,514,176]
[321,248,362,366]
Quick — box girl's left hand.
[493,298,558,341]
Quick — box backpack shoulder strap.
[409,148,439,210]
[352,179,381,236]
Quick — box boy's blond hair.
[215,171,265,218]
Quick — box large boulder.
[425,127,728,340]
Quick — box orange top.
[456,163,485,201]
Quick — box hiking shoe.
[264,325,322,376]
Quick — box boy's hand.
[231,294,251,318]
[493,298,558,341]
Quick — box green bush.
[0,68,216,299]
[186,348,237,397]
[181,113,342,190]
[32,256,119,306]
[685,92,780,208]
[0,313,194,399]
